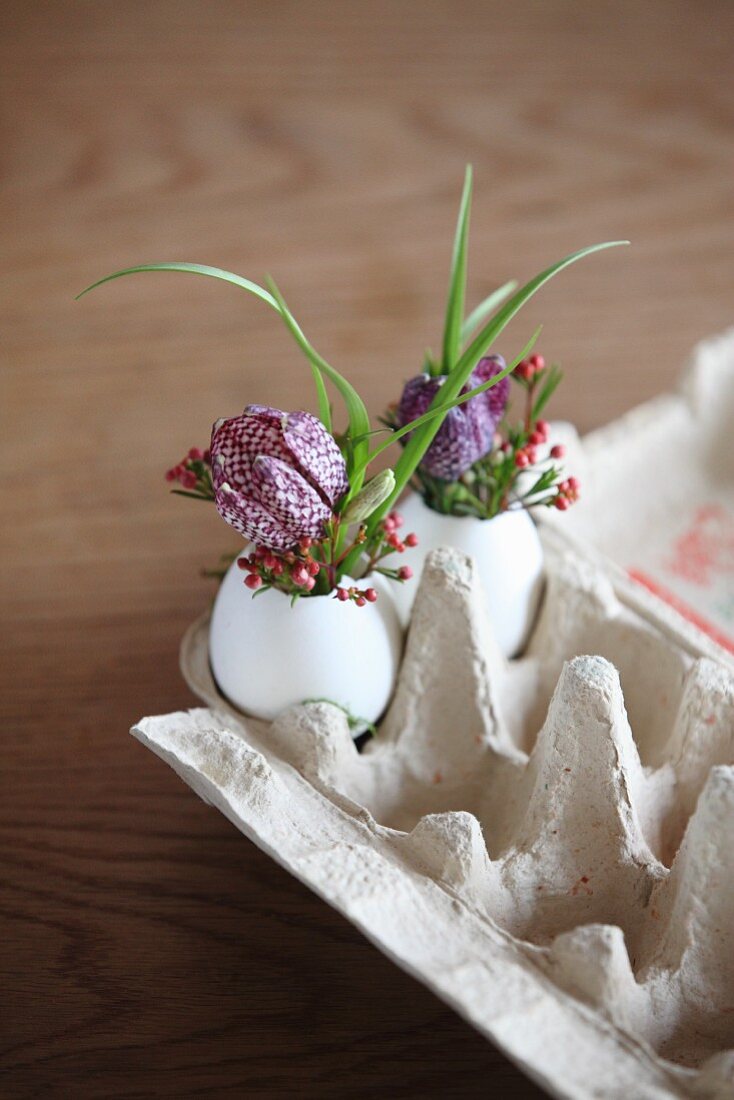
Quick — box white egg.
[209,562,403,728]
[391,491,544,657]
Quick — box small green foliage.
[441,166,473,372]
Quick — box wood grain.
[2,1,734,1095]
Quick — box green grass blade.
[373,239,628,526]
[267,279,369,493]
[531,364,563,420]
[76,262,279,310]
[460,280,518,346]
[76,262,337,432]
[352,328,541,476]
[440,166,473,372]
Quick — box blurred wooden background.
[2,1,733,1095]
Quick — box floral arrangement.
[386,349,580,519]
[164,411,415,605]
[79,168,624,609]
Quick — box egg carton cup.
[134,527,734,1100]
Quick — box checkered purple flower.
[397,355,509,480]
[211,405,349,550]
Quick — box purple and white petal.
[420,405,486,480]
[242,403,287,421]
[283,411,349,506]
[210,409,291,493]
[472,355,509,424]
[214,485,296,551]
[397,366,502,481]
[250,455,332,540]
[396,374,442,436]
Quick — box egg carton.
[134,529,734,1100]
[559,327,734,659]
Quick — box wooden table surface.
[3,1,734,1095]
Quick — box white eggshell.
[392,492,544,657]
[209,564,403,726]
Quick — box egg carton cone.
[133,534,734,1100]
[556,327,734,661]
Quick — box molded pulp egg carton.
[133,333,734,1100]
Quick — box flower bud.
[341,469,396,525]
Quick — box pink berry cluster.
[165,448,214,499]
[236,537,322,596]
[334,584,379,607]
[362,510,417,586]
[233,512,418,606]
[514,352,546,383]
[513,418,555,468]
[554,476,580,511]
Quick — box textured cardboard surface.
[563,328,734,657]
[133,535,734,1099]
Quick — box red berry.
[550,444,566,459]
[336,587,349,602]
[245,574,263,590]
[567,476,580,493]
[188,447,204,461]
[529,354,545,372]
[389,512,404,529]
[355,596,366,607]
[529,430,543,446]
[365,588,378,603]
[554,495,571,511]
[515,360,533,381]
[180,470,197,490]
[526,446,538,465]
[398,566,413,581]
[405,532,418,548]
[237,557,249,570]
[291,565,309,586]
[165,468,177,482]
[515,450,530,468]
[272,560,284,576]
[536,419,550,438]
[307,558,320,576]
[299,536,313,551]
[305,576,316,591]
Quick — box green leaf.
[76,262,334,432]
[75,262,279,310]
[267,279,369,494]
[371,239,628,528]
[460,280,518,346]
[353,328,541,476]
[531,364,563,421]
[441,165,473,372]
[171,489,216,501]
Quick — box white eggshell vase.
[392,492,544,657]
[209,562,403,726]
